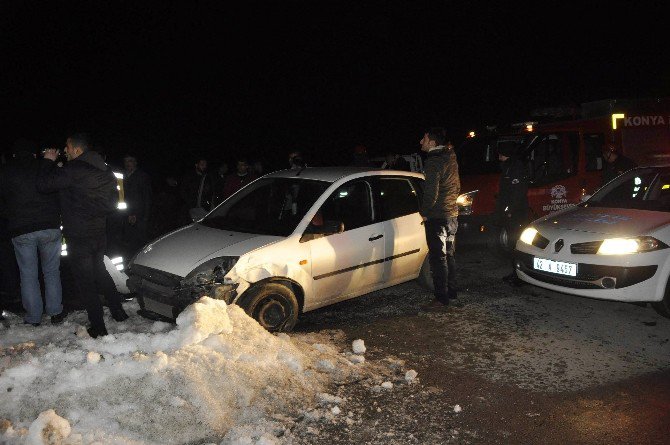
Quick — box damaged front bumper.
[126,263,243,320]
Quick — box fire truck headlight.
[456,190,478,215]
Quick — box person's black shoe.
[110,306,129,322]
[50,311,67,325]
[86,325,109,338]
[23,320,41,327]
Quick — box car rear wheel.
[652,278,670,318]
[417,255,434,291]
[238,282,299,332]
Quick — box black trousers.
[424,217,458,303]
[67,235,123,329]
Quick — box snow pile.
[0,297,362,445]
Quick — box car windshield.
[200,177,330,236]
[587,168,670,212]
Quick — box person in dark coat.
[419,128,461,311]
[122,154,152,256]
[179,156,211,222]
[211,162,229,207]
[221,158,257,200]
[496,143,529,285]
[0,138,64,326]
[383,152,411,171]
[602,142,637,184]
[38,133,128,338]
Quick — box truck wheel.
[417,256,434,292]
[652,279,670,318]
[238,282,299,332]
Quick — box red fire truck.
[456,97,670,248]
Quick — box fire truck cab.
[457,97,670,248]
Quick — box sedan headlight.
[519,227,538,245]
[597,236,667,255]
[184,256,239,285]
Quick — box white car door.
[306,179,385,305]
[374,177,426,283]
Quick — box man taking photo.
[38,133,128,338]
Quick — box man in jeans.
[39,133,128,337]
[419,128,461,311]
[0,138,64,326]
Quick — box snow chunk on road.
[405,369,418,382]
[86,351,101,364]
[25,410,70,445]
[453,404,463,413]
[381,381,393,389]
[352,339,366,354]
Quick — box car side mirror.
[189,207,207,222]
[580,194,591,202]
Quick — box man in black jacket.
[419,128,461,311]
[39,133,128,338]
[179,156,211,223]
[496,143,529,285]
[0,138,64,326]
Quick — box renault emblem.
[554,239,564,253]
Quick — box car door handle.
[369,234,384,241]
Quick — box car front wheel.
[652,278,670,318]
[238,282,299,332]
[417,255,434,291]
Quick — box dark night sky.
[2,1,668,175]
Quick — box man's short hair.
[123,153,138,161]
[68,133,92,152]
[425,127,447,146]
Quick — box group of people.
[0,134,128,337]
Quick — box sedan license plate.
[533,257,577,277]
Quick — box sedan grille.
[570,241,603,254]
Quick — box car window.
[587,168,670,212]
[316,179,373,232]
[375,177,420,221]
[201,177,329,236]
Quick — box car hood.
[132,224,282,277]
[538,205,670,236]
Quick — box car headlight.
[184,256,239,285]
[456,190,478,215]
[519,227,538,245]
[597,236,667,255]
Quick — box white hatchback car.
[515,166,670,318]
[127,167,434,331]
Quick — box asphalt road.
[290,245,670,444]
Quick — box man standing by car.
[602,142,637,184]
[496,144,529,285]
[39,133,128,338]
[180,156,211,222]
[1,138,64,326]
[419,128,461,311]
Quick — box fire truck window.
[528,135,567,185]
[456,138,500,175]
[375,178,420,221]
[584,134,604,171]
[568,133,579,175]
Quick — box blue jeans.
[424,217,458,303]
[12,229,63,323]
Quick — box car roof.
[262,167,423,183]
